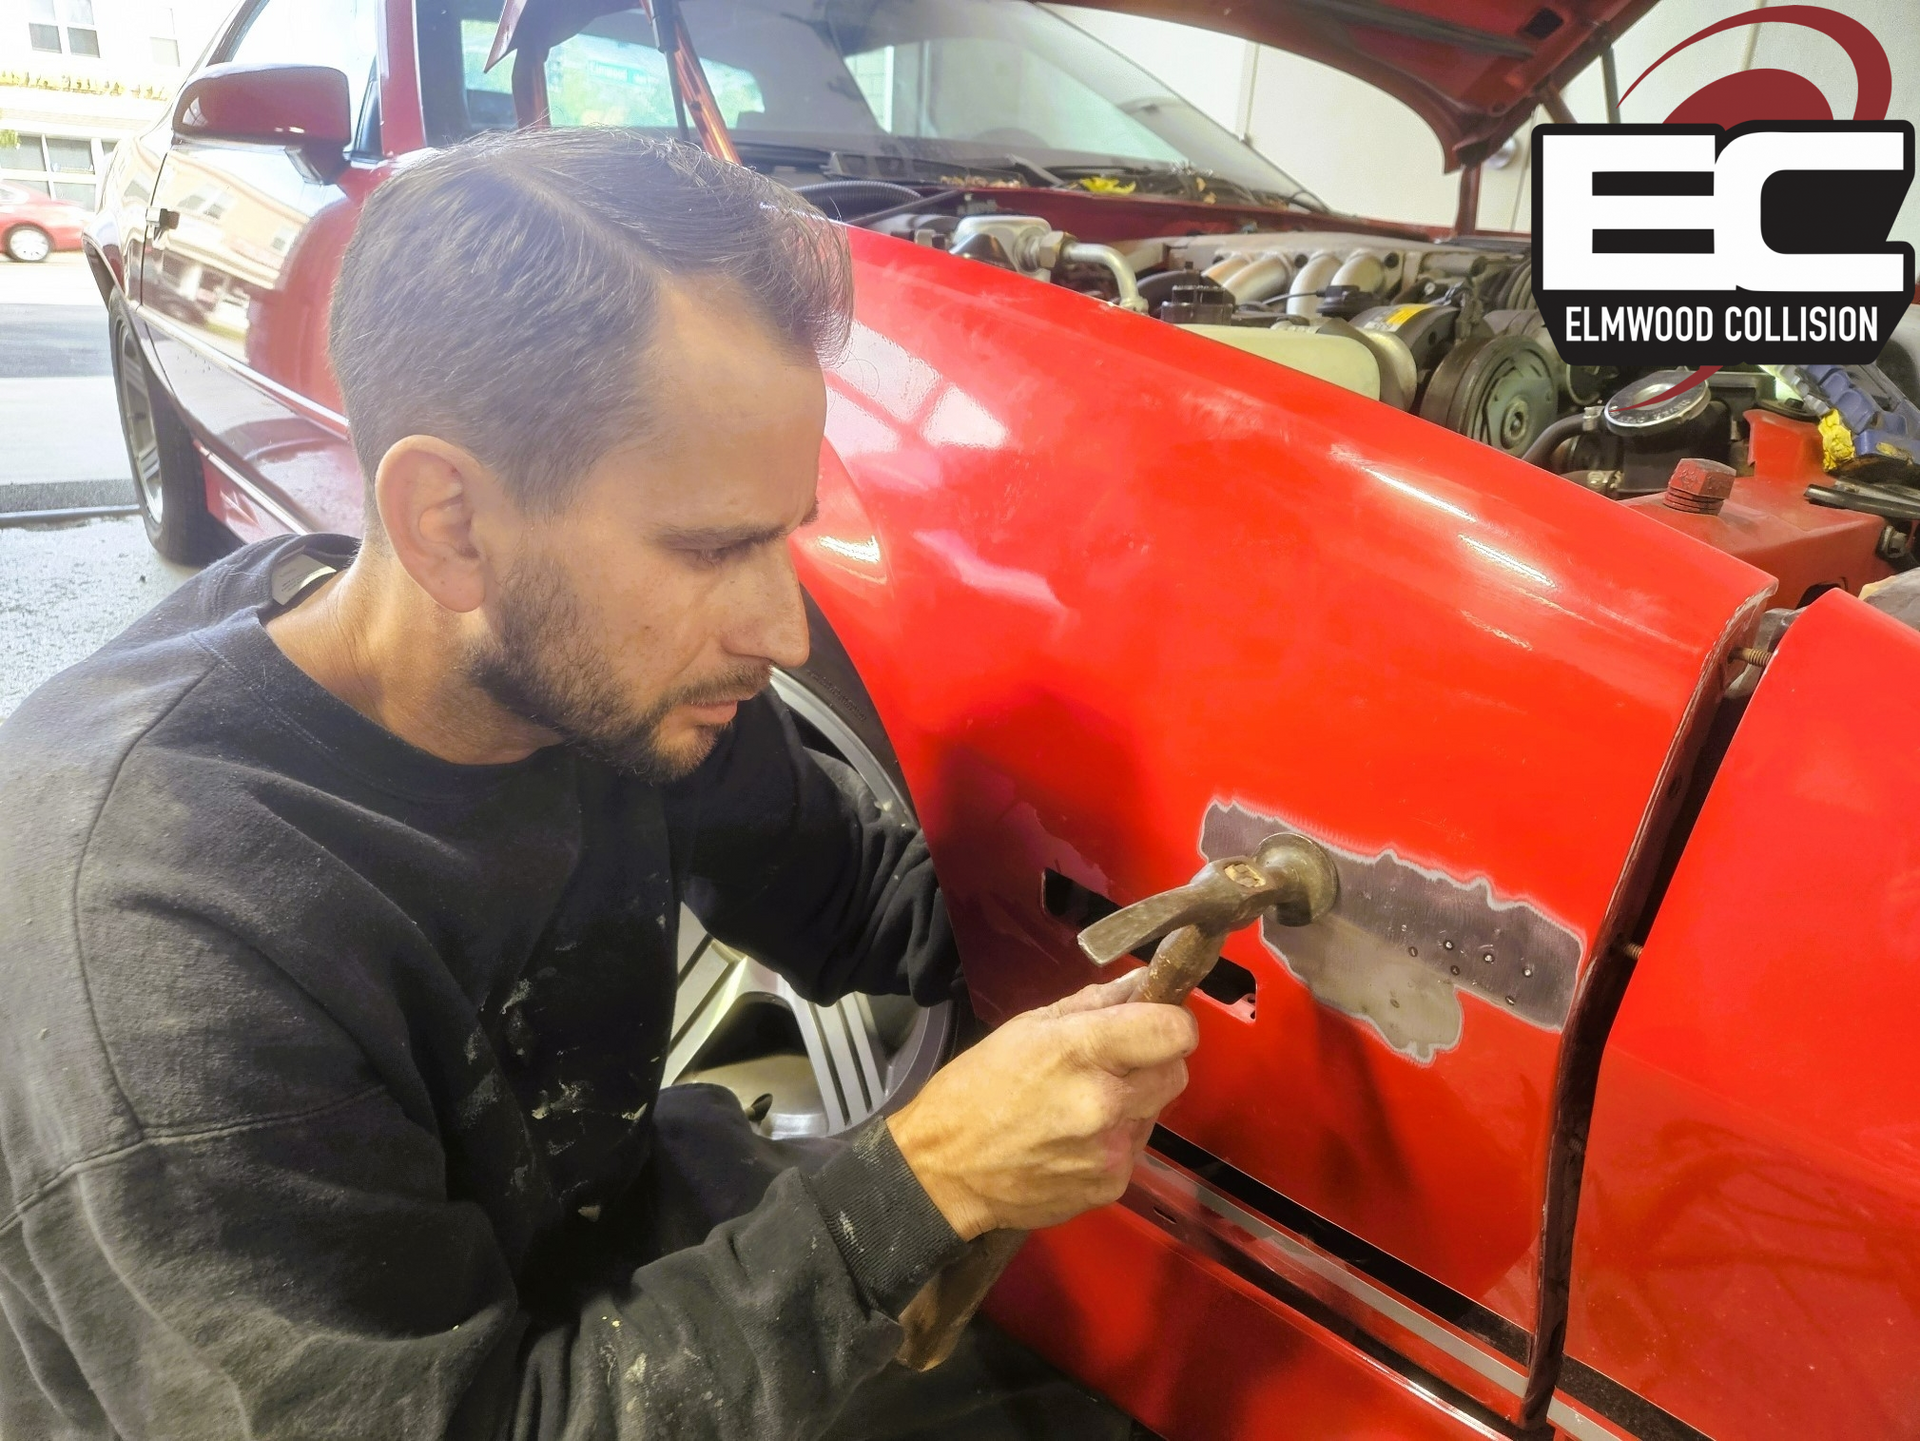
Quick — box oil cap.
[1605,368,1714,436]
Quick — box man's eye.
[687,543,745,568]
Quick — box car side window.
[222,0,381,146]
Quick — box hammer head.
[1077,832,1340,966]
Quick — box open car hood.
[1073,0,1659,169]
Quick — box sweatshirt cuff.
[802,1117,967,1318]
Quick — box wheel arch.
[82,236,120,303]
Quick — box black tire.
[109,296,232,564]
[4,224,52,263]
[788,594,914,812]
[787,595,978,1034]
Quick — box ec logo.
[1533,7,1915,371]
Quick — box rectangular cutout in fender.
[1041,869,1154,960]
[1197,956,1257,1021]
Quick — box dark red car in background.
[0,183,87,263]
[83,0,1920,1436]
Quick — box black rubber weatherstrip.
[1521,679,1757,1429]
[1148,1128,1712,1441]
[1123,1157,1536,1440]
[1151,1127,1531,1361]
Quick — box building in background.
[0,0,229,208]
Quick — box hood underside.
[1077,0,1659,170]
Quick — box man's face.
[466,282,824,781]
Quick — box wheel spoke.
[117,331,165,519]
[666,901,944,1136]
[660,678,952,1137]
[664,927,745,1081]
[779,983,887,1133]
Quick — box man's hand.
[887,970,1198,1240]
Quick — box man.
[0,129,1197,1437]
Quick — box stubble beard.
[465,553,769,783]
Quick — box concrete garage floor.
[0,255,199,722]
[0,517,196,721]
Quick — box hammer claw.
[1077,886,1218,966]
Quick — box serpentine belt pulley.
[1419,334,1557,456]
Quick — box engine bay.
[850,196,1920,597]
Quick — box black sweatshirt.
[0,536,968,1440]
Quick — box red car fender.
[793,226,1776,1342]
[1569,589,1920,1438]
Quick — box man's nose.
[733,547,810,670]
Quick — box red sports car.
[85,0,1920,1436]
[0,182,87,263]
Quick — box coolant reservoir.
[1176,324,1382,401]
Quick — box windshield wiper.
[730,141,1036,188]
[959,154,1071,188]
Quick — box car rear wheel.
[4,225,52,263]
[110,299,231,564]
[665,621,958,1137]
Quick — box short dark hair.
[328,128,852,516]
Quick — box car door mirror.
[172,62,353,183]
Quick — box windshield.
[447,0,1313,204]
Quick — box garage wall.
[1050,0,1920,249]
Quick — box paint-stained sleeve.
[8,918,959,1441]
[662,694,961,1006]
[508,1137,964,1440]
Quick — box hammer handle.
[1139,925,1231,1006]
[893,922,1226,1370]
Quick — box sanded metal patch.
[1202,802,1583,1062]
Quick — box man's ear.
[371,435,511,614]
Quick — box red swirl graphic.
[1620,5,1892,127]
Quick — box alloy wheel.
[116,326,166,526]
[663,672,954,1138]
[5,226,51,263]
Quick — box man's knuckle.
[1085,1090,1122,1134]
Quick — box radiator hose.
[1523,407,1602,470]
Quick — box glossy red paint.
[377,0,427,156]
[1567,590,1920,1439]
[172,62,354,155]
[1625,410,1892,606]
[793,226,1774,1338]
[986,1202,1489,1440]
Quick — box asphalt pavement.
[0,252,136,513]
[0,254,197,722]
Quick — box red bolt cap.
[1664,457,1736,514]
